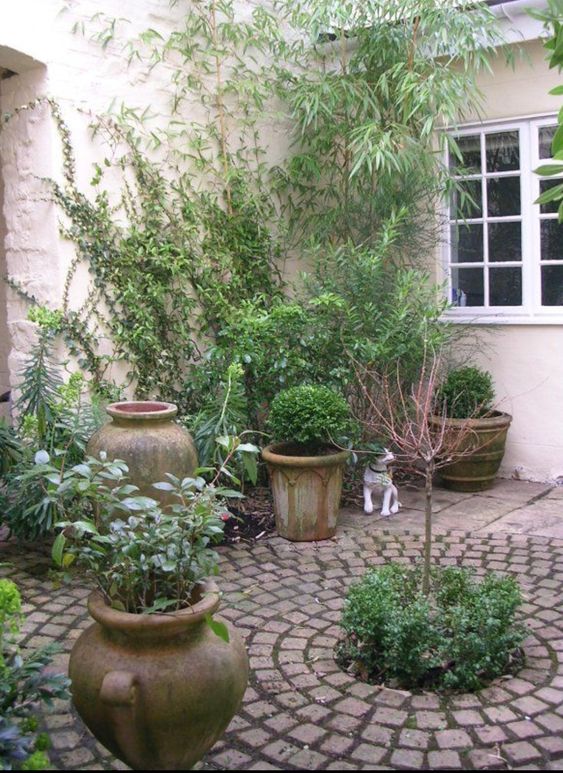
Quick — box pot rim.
[106,401,178,421]
[429,410,512,429]
[87,580,220,637]
[262,442,350,469]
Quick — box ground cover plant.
[336,563,526,692]
[0,579,69,770]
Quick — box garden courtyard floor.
[2,477,563,771]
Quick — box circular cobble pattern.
[2,524,563,771]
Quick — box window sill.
[441,311,563,325]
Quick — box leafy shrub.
[51,453,238,614]
[0,580,69,771]
[437,366,495,419]
[1,329,107,541]
[267,385,351,452]
[336,564,525,692]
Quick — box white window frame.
[441,114,563,325]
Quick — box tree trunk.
[422,463,434,595]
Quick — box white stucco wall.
[441,37,563,483]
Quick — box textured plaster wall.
[0,0,282,411]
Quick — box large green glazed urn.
[87,401,198,503]
[431,411,512,492]
[69,582,248,770]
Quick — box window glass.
[451,179,482,219]
[489,267,522,305]
[450,134,480,174]
[539,179,563,215]
[539,125,557,159]
[541,265,563,306]
[451,267,484,306]
[486,131,520,172]
[540,220,563,261]
[488,222,521,262]
[487,176,521,217]
[450,224,483,263]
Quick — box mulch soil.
[222,485,275,545]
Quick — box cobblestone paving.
[2,500,563,770]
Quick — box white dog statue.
[363,449,401,517]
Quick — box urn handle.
[100,671,147,770]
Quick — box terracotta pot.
[262,442,349,541]
[430,411,512,492]
[87,401,198,504]
[69,581,248,771]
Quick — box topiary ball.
[437,366,495,419]
[267,384,350,452]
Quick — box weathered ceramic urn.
[262,442,349,541]
[69,582,249,770]
[87,401,198,503]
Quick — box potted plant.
[51,453,248,771]
[262,385,351,541]
[432,366,512,492]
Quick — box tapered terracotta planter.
[430,411,512,492]
[262,442,349,541]
[87,401,198,504]
[69,581,248,771]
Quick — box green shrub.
[0,580,69,771]
[267,385,351,452]
[437,366,495,419]
[336,564,525,692]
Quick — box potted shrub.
[51,453,248,771]
[432,366,512,492]
[262,385,351,541]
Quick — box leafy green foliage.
[276,0,502,249]
[51,454,236,613]
[0,422,22,479]
[0,580,69,771]
[437,366,495,419]
[336,564,525,692]
[531,0,563,220]
[188,363,260,486]
[1,327,106,541]
[267,385,351,452]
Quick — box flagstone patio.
[2,477,563,771]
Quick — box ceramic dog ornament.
[363,448,401,517]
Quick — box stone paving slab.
[1,480,563,770]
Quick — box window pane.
[539,179,563,215]
[450,224,483,263]
[488,221,521,263]
[450,134,480,174]
[541,265,563,306]
[486,131,519,172]
[487,176,520,217]
[540,220,563,261]
[539,125,557,159]
[489,267,522,306]
[451,267,484,306]
[451,179,482,219]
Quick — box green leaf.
[152,481,175,491]
[549,85,563,95]
[535,163,563,176]
[552,124,563,156]
[241,450,258,485]
[52,533,66,567]
[205,614,230,643]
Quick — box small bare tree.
[352,351,480,595]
